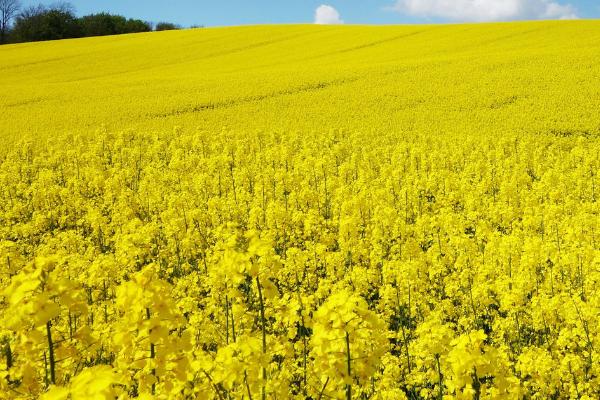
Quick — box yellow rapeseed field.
[1,21,599,399]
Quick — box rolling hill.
[1,21,600,138]
[1,21,599,399]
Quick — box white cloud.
[314,5,344,24]
[390,0,578,22]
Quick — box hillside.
[1,22,600,399]
[1,21,600,138]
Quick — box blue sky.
[20,1,600,27]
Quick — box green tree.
[12,4,81,42]
[155,22,181,31]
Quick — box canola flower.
[0,21,599,399]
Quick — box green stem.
[295,271,307,395]
[203,370,225,400]
[4,339,12,383]
[225,295,230,345]
[317,377,330,400]
[256,277,267,400]
[244,370,253,400]
[345,331,352,400]
[472,368,481,400]
[435,354,443,400]
[4,339,12,370]
[146,308,156,395]
[46,321,56,385]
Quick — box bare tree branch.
[0,0,20,43]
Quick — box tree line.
[0,1,188,44]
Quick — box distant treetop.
[155,22,181,31]
[2,1,191,44]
